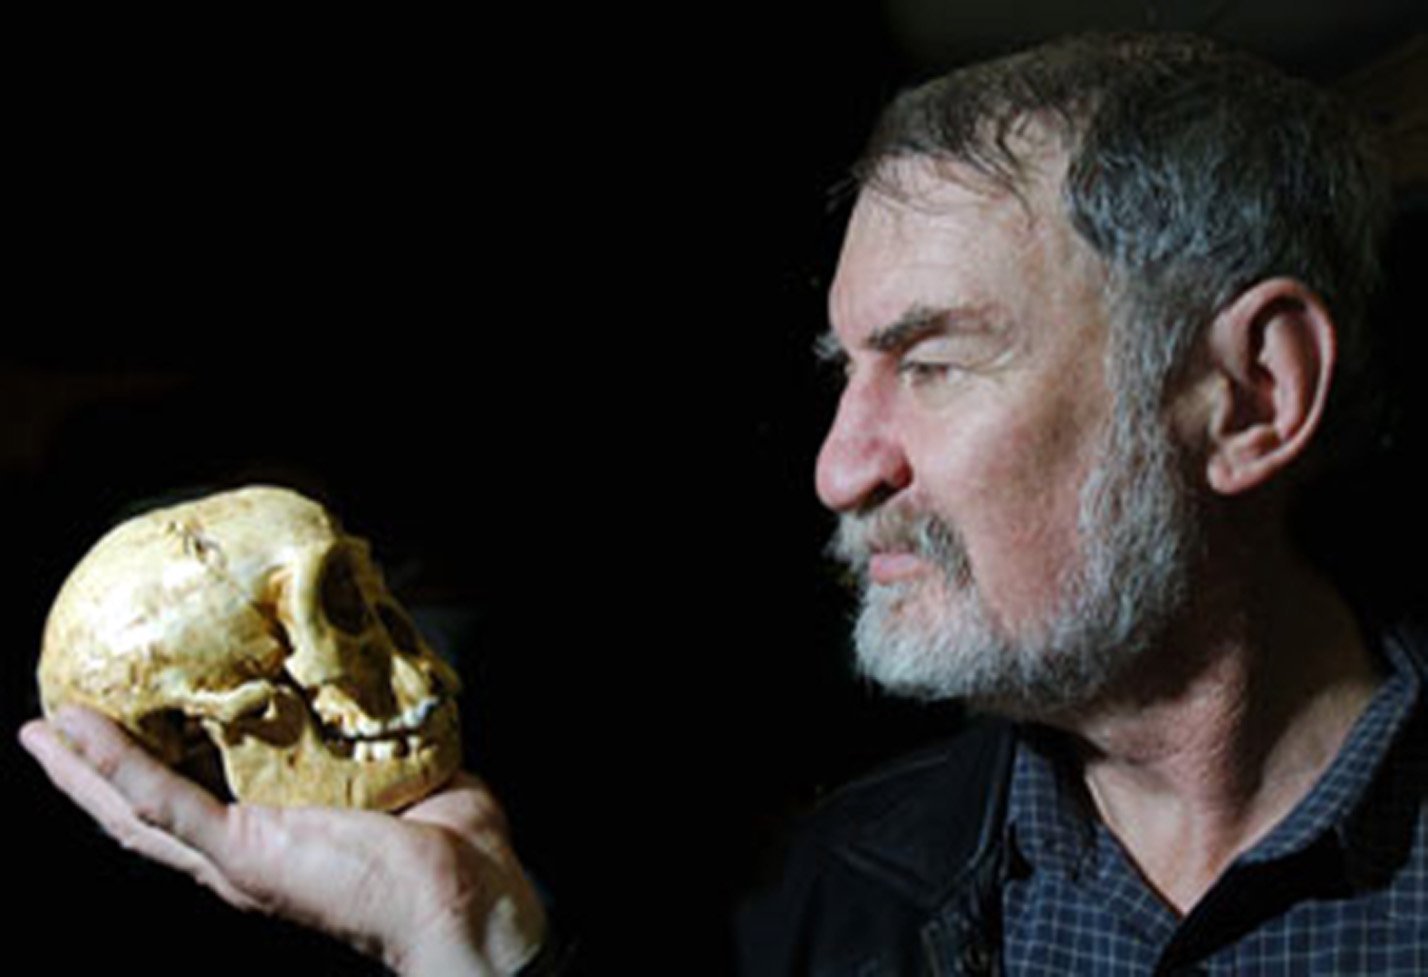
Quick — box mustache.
[828,507,972,586]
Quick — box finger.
[49,706,231,853]
[21,714,260,911]
[22,716,197,857]
[402,771,509,838]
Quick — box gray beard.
[829,405,1200,719]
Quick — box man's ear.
[1199,278,1337,496]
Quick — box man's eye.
[897,359,955,386]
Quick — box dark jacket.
[735,719,1017,977]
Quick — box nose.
[815,379,912,514]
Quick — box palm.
[20,708,544,974]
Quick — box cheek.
[912,398,1102,620]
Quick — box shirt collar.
[1005,724,1097,878]
[1244,623,1420,865]
[1004,620,1423,882]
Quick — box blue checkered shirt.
[1002,623,1428,975]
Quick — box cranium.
[38,485,462,810]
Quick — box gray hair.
[855,32,1392,457]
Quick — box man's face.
[816,158,1196,717]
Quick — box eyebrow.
[815,303,1002,363]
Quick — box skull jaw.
[210,688,462,811]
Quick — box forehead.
[830,156,1105,344]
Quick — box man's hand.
[18,706,547,976]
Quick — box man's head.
[816,33,1389,717]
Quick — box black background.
[6,6,1424,974]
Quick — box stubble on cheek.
[954,388,1110,634]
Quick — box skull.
[38,485,463,811]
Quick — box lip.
[868,551,931,584]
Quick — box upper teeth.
[353,739,413,762]
[336,695,443,740]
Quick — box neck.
[1047,542,1381,915]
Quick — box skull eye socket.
[321,549,371,634]
[377,602,421,655]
